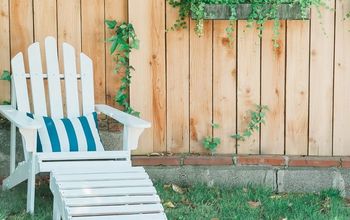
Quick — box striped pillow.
[27,112,104,152]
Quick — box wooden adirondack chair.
[0,36,164,218]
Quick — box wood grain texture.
[285,20,310,155]
[333,0,350,156]
[213,20,236,154]
[261,21,286,155]
[189,19,213,153]
[10,0,33,73]
[166,2,190,153]
[105,0,127,108]
[33,0,57,115]
[81,0,105,105]
[57,0,81,115]
[0,0,10,103]
[237,21,260,154]
[309,1,334,156]
[129,0,166,154]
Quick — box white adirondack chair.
[0,36,158,217]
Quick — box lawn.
[1,181,350,220]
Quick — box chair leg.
[26,154,36,214]
[53,197,61,220]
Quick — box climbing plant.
[105,20,140,117]
[167,0,343,46]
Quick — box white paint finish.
[71,213,167,220]
[68,204,163,216]
[62,187,156,198]
[80,53,94,115]
[65,195,160,206]
[95,104,151,128]
[55,172,149,182]
[11,53,30,112]
[63,42,80,117]
[10,80,17,173]
[40,161,132,172]
[0,106,41,129]
[37,151,130,161]
[45,36,64,118]
[58,179,153,189]
[28,42,47,116]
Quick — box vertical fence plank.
[105,0,127,108]
[213,20,236,154]
[57,0,81,114]
[166,3,190,153]
[285,21,310,155]
[81,0,105,105]
[0,0,10,103]
[309,1,335,156]
[334,0,350,156]
[150,0,166,153]
[129,0,166,154]
[33,0,57,115]
[261,21,286,155]
[10,0,33,73]
[189,20,213,153]
[237,21,260,154]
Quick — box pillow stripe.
[61,118,79,152]
[78,116,96,151]
[25,112,104,153]
[43,117,61,152]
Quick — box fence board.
[285,20,310,155]
[166,3,190,153]
[237,21,260,154]
[129,0,166,154]
[105,0,127,108]
[309,2,334,156]
[334,0,350,156]
[81,0,105,105]
[261,21,286,155]
[0,0,10,103]
[33,0,57,115]
[189,20,213,153]
[213,20,237,154]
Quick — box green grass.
[1,181,350,220]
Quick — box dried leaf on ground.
[211,218,219,220]
[181,198,196,208]
[270,195,282,199]
[163,184,171,189]
[164,201,176,208]
[172,184,185,194]
[248,201,261,208]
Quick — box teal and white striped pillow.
[27,112,104,152]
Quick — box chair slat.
[45,36,64,118]
[65,195,160,206]
[63,42,80,117]
[71,213,167,220]
[28,42,47,116]
[11,53,30,112]
[80,53,95,115]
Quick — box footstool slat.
[53,166,145,175]
[71,213,167,220]
[68,204,164,216]
[65,195,161,206]
[62,186,156,197]
[58,179,153,189]
[55,172,149,181]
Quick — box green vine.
[202,123,221,154]
[231,104,269,144]
[105,20,140,117]
[167,0,347,46]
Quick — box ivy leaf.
[105,20,117,29]
[1,70,11,81]
[110,39,118,54]
[131,39,140,49]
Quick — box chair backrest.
[11,36,94,118]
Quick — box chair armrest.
[0,105,41,130]
[95,104,151,128]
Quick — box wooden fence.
[0,0,349,156]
